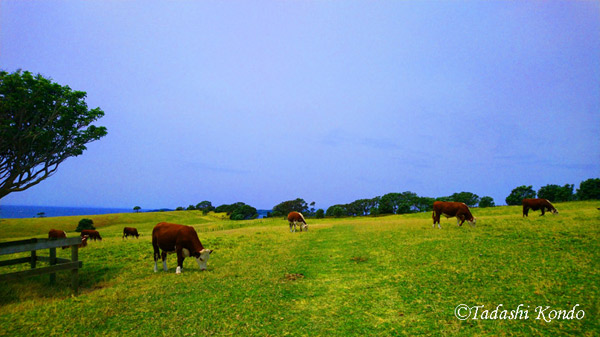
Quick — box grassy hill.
[0,201,598,336]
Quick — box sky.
[1,1,599,211]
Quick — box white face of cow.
[195,249,213,271]
[468,218,477,227]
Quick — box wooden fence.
[0,237,83,294]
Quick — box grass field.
[0,201,599,336]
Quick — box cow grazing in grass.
[522,198,558,217]
[123,227,139,239]
[81,229,102,241]
[432,201,476,229]
[152,222,213,274]
[79,236,89,248]
[288,211,308,232]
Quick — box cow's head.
[468,218,476,227]
[195,249,213,271]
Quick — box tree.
[576,178,600,200]
[133,206,141,213]
[326,205,345,218]
[449,192,480,207]
[315,209,325,219]
[538,184,574,202]
[75,218,95,232]
[272,198,309,217]
[215,202,258,220]
[478,196,495,208]
[196,201,215,215]
[230,204,258,220]
[379,192,420,214]
[0,70,107,199]
[505,185,536,205]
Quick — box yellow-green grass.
[0,201,598,336]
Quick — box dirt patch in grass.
[283,273,304,281]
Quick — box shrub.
[315,209,325,219]
[75,218,95,232]
[479,196,495,208]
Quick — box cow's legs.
[432,212,442,229]
[176,251,185,274]
[540,208,545,216]
[289,221,294,232]
[153,242,160,272]
[161,251,168,271]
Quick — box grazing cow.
[123,227,140,239]
[49,229,68,249]
[48,229,67,239]
[152,222,213,274]
[522,198,558,217]
[79,235,89,248]
[432,201,476,229]
[288,211,308,232]
[80,229,102,241]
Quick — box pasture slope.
[0,201,598,336]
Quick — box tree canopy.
[505,185,536,205]
[537,184,574,202]
[576,178,600,200]
[271,198,309,217]
[0,70,107,199]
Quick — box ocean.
[0,205,271,219]
[0,205,133,219]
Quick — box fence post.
[30,250,36,269]
[71,244,79,295]
[49,247,57,284]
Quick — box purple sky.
[1,1,599,210]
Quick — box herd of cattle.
[46,198,558,274]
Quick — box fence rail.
[0,237,83,294]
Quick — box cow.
[123,227,140,239]
[79,236,89,248]
[48,229,67,239]
[432,201,476,229]
[522,198,558,217]
[152,222,213,274]
[81,229,102,241]
[49,229,87,249]
[288,211,308,232]
[49,229,68,249]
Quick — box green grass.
[0,201,599,336]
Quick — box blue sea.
[0,205,133,219]
[0,205,271,219]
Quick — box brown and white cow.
[288,211,308,232]
[522,198,558,217]
[152,222,213,274]
[432,201,476,229]
[81,229,102,241]
[123,227,140,239]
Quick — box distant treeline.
[161,178,599,220]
